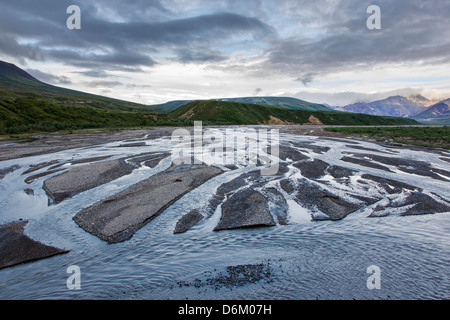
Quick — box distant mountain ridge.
[336,95,429,118]
[335,94,450,124]
[407,94,439,108]
[150,96,334,113]
[413,99,450,124]
[168,100,419,126]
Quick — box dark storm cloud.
[0,34,45,64]
[76,69,110,78]
[0,0,274,70]
[0,0,448,84]
[265,0,450,84]
[87,80,123,88]
[43,48,157,71]
[173,48,227,63]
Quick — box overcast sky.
[1,0,449,106]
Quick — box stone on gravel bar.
[43,159,133,204]
[174,210,204,234]
[214,188,276,231]
[74,163,224,243]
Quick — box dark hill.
[0,61,38,81]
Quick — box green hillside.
[218,96,333,111]
[149,100,193,113]
[0,89,161,134]
[0,60,164,134]
[169,100,419,126]
[0,61,159,113]
[150,96,333,113]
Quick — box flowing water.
[0,127,449,300]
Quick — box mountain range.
[0,60,422,134]
[413,99,450,124]
[335,95,449,124]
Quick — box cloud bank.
[0,0,449,104]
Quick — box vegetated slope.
[217,96,333,112]
[169,100,420,126]
[413,99,450,124]
[150,96,333,113]
[149,100,194,113]
[0,91,160,134]
[0,60,157,113]
[0,60,163,134]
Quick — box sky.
[1,0,450,106]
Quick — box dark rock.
[174,210,204,234]
[177,263,273,289]
[24,188,34,196]
[0,165,20,179]
[341,156,392,172]
[361,174,420,194]
[345,145,395,154]
[280,178,295,194]
[293,159,330,179]
[208,171,262,212]
[290,141,330,154]
[22,160,59,175]
[278,145,309,162]
[70,155,113,165]
[351,153,450,181]
[117,142,147,148]
[327,165,356,179]
[402,192,450,216]
[0,221,68,270]
[224,164,239,170]
[207,263,272,288]
[126,152,171,169]
[371,192,450,217]
[214,189,276,231]
[293,179,361,221]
